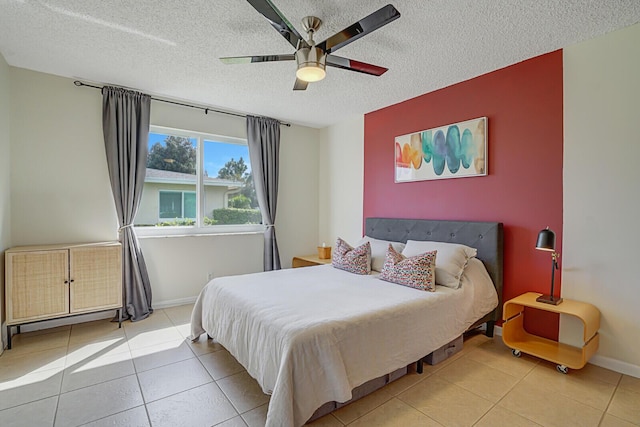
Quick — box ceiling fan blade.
[246,0,303,49]
[326,55,388,76]
[220,54,295,64]
[293,78,308,91]
[317,4,400,54]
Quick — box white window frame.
[136,125,264,237]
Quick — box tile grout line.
[68,320,195,425]
[132,367,154,427]
[138,365,217,405]
[465,339,544,426]
[435,371,496,427]
[500,361,550,425]
[477,363,544,427]
[390,340,495,425]
[596,374,624,427]
[329,412,346,426]
[530,361,623,416]
[72,405,148,427]
[333,389,394,426]
[51,328,72,427]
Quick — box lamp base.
[536,294,563,305]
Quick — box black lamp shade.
[536,228,556,252]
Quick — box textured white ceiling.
[1,1,640,128]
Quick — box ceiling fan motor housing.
[295,46,326,82]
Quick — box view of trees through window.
[134,130,261,228]
[148,136,196,174]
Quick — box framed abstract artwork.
[395,117,487,182]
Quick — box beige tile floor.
[0,304,638,427]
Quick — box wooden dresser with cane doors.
[5,242,122,348]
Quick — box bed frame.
[309,218,504,422]
[365,217,504,335]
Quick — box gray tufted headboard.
[365,217,504,328]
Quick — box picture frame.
[395,117,487,182]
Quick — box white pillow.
[357,236,406,272]
[402,240,477,289]
[459,258,499,315]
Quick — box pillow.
[379,245,436,291]
[332,237,371,275]
[459,258,499,312]
[402,240,477,289]
[356,236,406,272]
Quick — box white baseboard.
[590,354,640,378]
[494,325,503,336]
[153,296,197,309]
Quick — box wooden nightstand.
[502,292,600,374]
[292,254,332,268]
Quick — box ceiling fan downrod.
[296,16,326,82]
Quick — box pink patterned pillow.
[379,245,437,291]
[332,238,371,275]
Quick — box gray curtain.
[246,115,281,271]
[102,86,153,322]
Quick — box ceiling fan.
[220,0,401,91]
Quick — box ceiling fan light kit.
[221,1,401,90]
[295,47,326,82]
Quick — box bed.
[190,218,503,427]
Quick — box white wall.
[139,233,264,304]
[562,22,640,376]
[10,69,118,244]
[0,53,11,352]
[318,115,364,246]
[276,123,321,266]
[8,68,320,308]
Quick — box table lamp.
[535,227,563,305]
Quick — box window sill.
[135,224,265,238]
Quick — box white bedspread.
[191,261,497,427]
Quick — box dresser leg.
[7,325,12,350]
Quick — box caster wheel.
[556,365,569,374]
[511,349,522,358]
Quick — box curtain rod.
[73,80,291,127]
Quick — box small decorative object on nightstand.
[503,292,600,374]
[535,227,562,305]
[292,254,332,268]
[317,243,331,260]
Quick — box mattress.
[190,260,497,427]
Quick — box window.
[135,126,262,234]
[159,190,195,220]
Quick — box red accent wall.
[364,51,563,339]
